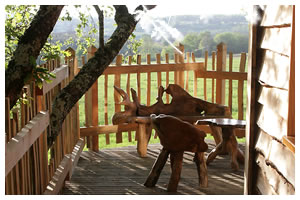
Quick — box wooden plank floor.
[62,139,245,195]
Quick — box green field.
[79,55,248,150]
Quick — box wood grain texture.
[258,50,290,89]
[260,5,293,27]
[255,153,294,194]
[261,27,291,56]
[257,105,287,140]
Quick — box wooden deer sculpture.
[144,114,208,192]
[112,84,231,124]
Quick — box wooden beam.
[70,138,85,178]
[5,111,49,176]
[80,123,139,137]
[196,70,247,80]
[287,6,295,137]
[244,5,263,195]
[103,62,204,75]
[36,65,69,95]
[43,155,72,195]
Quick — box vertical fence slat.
[156,54,162,88]
[174,53,178,84]
[185,52,190,92]
[115,55,122,144]
[127,56,132,142]
[5,98,13,195]
[137,55,141,103]
[238,52,246,120]
[146,54,151,106]
[165,54,170,103]
[228,52,233,113]
[211,51,216,103]
[192,53,197,97]
[12,109,21,194]
[178,44,185,88]
[104,74,110,144]
[216,43,226,105]
[204,51,208,100]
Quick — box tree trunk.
[48,5,145,147]
[5,5,64,108]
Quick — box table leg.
[194,152,208,187]
[167,151,184,192]
[223,128,239,170]
[144,148,170,187]
[206,142,223,165]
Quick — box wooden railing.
[76,43,248,151]
[5,53,85,195]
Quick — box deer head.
[112,86,137,124]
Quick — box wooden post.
[228,52,233,113]
[287,6,295,137]
[216,43,226,105]
[204,51,208,100]
[146,54,151,106]
[136,55,141,103]
[211,51,216,103]
[104,73,110,144]
[185,52,190,92]
[85,45,99,150]
[127,56,132,142]
[156,54,162,90]
[238,53,246,120]
[192,53,197,97]
[177,44,185,88]
[115,55,122,144]
[165,54,170,103]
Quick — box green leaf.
[37,81,43,89]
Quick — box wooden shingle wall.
[245,5,295,195]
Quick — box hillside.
[53,14,249,38]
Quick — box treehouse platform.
[62,140,245,195]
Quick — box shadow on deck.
[62,139,245,195]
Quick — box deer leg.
[194,152,208,188]
[167,151,184,192]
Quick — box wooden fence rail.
[77,43,248,151]
[5,53,84,195]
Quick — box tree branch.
[49,5,150,148]
[5,5,64,109]
[93,5,104,49]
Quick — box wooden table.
[196,118,246,170]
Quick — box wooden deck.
[62,139,245,195]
